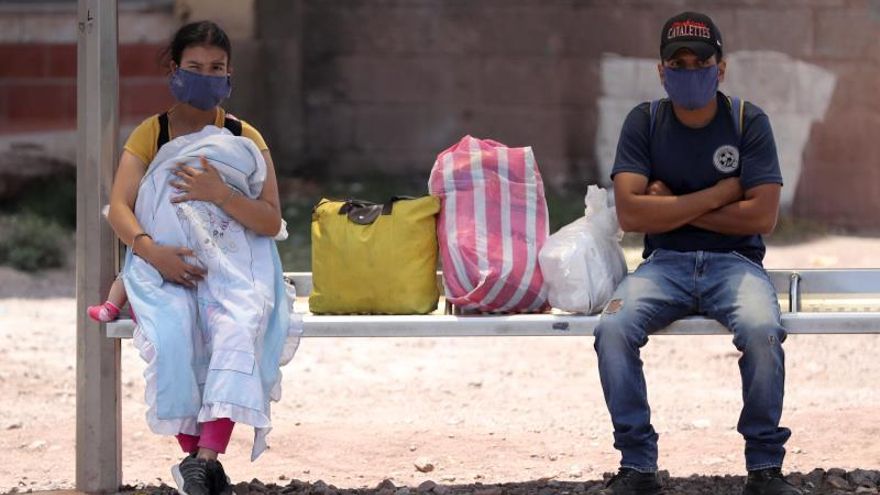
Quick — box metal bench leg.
[789,273,802,313]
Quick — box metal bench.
[105,269,880,339]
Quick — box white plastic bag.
[538,185,628,314]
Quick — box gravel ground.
[109,468,880,495]
[1,235,879,494]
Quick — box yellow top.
[123,107,269,165]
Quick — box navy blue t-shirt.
[611,92,783,264]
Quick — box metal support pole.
[789,273,802,313]
[76,0,121,492]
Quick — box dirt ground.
[0,235,879,493]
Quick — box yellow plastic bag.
[310,196,441,314]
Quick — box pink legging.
[176,418,235,454]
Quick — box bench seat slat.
[105,312,880,339]
[104,270,880,339]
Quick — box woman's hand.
[141,242,207,288]
[170,156,232,205]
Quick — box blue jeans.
[593,249,791,472]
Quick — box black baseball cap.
[660,11,723,61]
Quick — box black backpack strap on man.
[649,96,744,141]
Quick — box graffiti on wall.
[595,51,837,208]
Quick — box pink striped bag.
[428,135,550,313]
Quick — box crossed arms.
[613,172,781,236]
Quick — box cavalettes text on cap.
[667,20,711,39]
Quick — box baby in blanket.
[88,213,289,323]
[110,124,302,464]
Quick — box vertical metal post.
[76,0,121,492]
[789,273,802,313]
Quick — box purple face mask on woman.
[662,65,719,110]
[169,68,232,111]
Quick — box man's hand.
[614,172,744,234]
[646,178,740,203]
[691,183,781,235]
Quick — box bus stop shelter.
[71,2,880,493]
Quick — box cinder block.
[257,38,305,168]
[568,7,657,58]
[226,40,263,121]
[477,57,566,105]
[5,82,75,122]
[306,102,355,151]
[331,149,435,177]
[609,0,843,9]
[599,54,662,100]
[303,7,357,59]
[464,105,568,163]
[0,13,74,43]
[257,0,304,41]
[804,108,880,166]
[0,84,6,123]
[816,60,880,115]
[725,51,837,117]
[117,11,177,44]
[731,8,813,58]
[358,103,484,155]
[816,9,880,60]
[796,104,880,229]
[428,10,484,56]
[45,43,77,78]
[353,104,434,152]
[0,43,48,78]
[342,6,436,56]
[558,58,601,106]
[119,44,168,78]
[475,5,569,57]
[594,97,649,184]
[120,80,173,122]
[335,56,480,105]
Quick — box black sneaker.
[743,468,802,495]
[599,468,663,494]
[206,459,233,495]
[171,453,210,495]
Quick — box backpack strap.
[726,95,745,139]
[223,113,243,136]
[157,112,243,151]
[649,99,664,138]
[156,112,170,150]
[651,96,745,141]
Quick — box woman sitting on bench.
[106,20,298,495]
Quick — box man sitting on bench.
[593,12,799,495]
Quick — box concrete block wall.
[1,1,879,229]
[0,43,175,133]
[0,4,177,134]
[241,0,880,229]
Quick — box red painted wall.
[0,43,173,133]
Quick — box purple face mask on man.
[662,65,719,110]
[169,68,232,111]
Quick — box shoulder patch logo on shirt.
[713,145,740,173]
